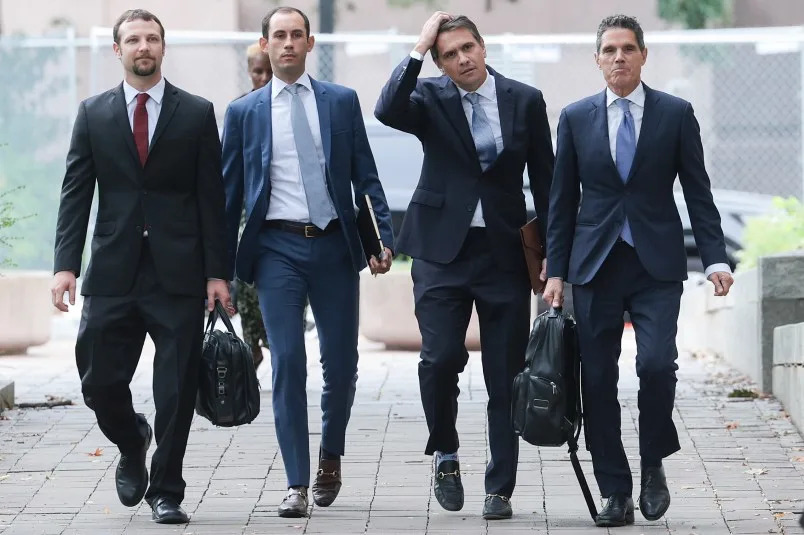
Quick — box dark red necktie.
[133,93,149,166]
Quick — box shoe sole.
[482,513,512,520]
[595,512,635,527]
[278,510,307,518]
[152,514,189,524]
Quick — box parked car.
[364,120,774,273]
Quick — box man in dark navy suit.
[544,14,734,527]
[375,11,554,520]
[222,6,394,518]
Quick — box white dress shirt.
[123,77,165,145]
[266,72,333,223]
[606,83,730,278]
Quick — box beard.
[132,59,157,77]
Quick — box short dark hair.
[596,14,645,53]
[262,7,311,39]
[430,15,483,63]
[113,9,165,45]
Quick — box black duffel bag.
[512,306,597,520]
[196,299,260,427]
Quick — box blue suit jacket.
[374,57,554,273]
[222,78,394,283]
[546,84,728,284]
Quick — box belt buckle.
[304,225,316,238]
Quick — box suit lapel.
[627,84,663,182]
[590,88,620,177]
[149,80,179,151]
[494,69,515,154]
[311,78,332,166]
[257,81,273,177]
[437,77,477,158]
[109,84,140,167]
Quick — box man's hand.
[542,277,565,308]
[539,258,547,282]
[370,247,394,275]
[708,271,734,297]
[207,279,234,314]
[414,11,452,56]
[51,271,77,312]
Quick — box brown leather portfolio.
[520,217,546,295]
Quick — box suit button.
[466,205,473,212]
[136,226,142,232]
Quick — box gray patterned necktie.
[615,98,634,245]
[465,92,498,170]
[285,83,335,229]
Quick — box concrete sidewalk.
[0,323,802,534]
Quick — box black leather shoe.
[482,494,512,520]
[312,453,342,507]
[433,459,464,511]
[639,465,671,521]
[278,487,308,518]
[595,494,635,527]
[150,496,189,524]
[115,422,152,507]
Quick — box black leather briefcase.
[196,300,260,427]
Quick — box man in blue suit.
[375,12,554,520]
[544,15,734,527]
[221,6,394,518]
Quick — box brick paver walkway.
[0,315,802,534]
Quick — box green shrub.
[736,196,804,270]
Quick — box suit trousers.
[572,241,683,497]
[253,225,359,488]
[412,228,530,498]
[75,240,204,504]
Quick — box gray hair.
[596,14,645,53]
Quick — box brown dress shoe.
[312,456,342,507]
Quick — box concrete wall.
[0,270,51,354]
[679,251,804,394]
[773,322,804,433]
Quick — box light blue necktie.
[615,98,635,246]
[465,92,498,171]
[286,83,336,230]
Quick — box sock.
[321,447,339,460]
[435,450,459,467]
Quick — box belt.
[264,219,339,238]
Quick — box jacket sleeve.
[546,108,581,279]
[196,102,228,280]
[677,102,728,268]
[526,89,555,245]
[373,56,428,137]
[351,90,394,252]
[54,101,95,276]
[221,102,245,281]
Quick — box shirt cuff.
[704,263,732,279]
[207,278,223,281]
[409,50,424,62]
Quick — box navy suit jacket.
[546,84,728,285]
[222,78,394,283]
[374,57,554,273]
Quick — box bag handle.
[205,299,237,335]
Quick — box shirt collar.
[606,82,645,108]
[272,72,313,99]
[123,76,166,106]
[457,69,496,102]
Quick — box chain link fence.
[1,27,802,268]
